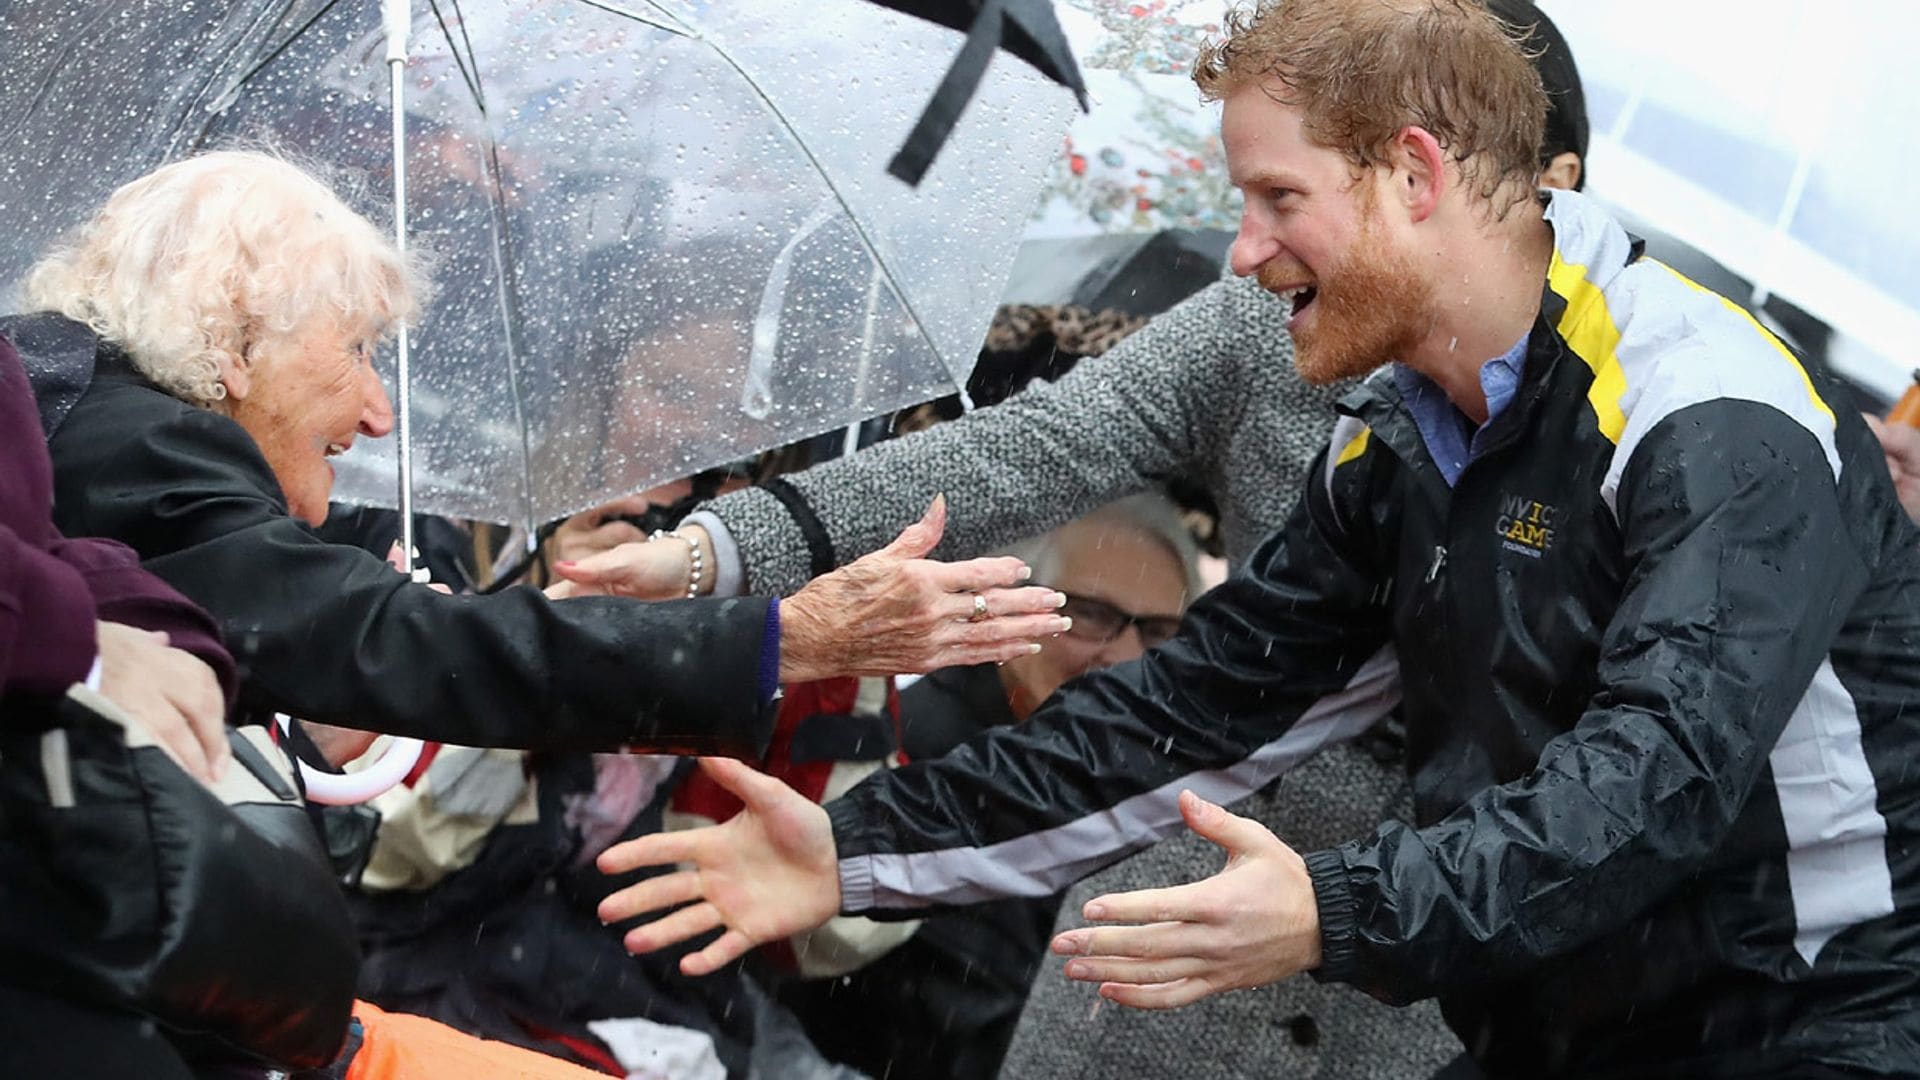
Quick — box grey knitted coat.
[700,274,1461,1078]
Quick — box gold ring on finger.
[968,594,992,622]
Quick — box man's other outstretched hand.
[1049,789,1323,1010]
[597,756,841,975]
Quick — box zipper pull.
[1425,545,1448,584]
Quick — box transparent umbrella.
[1539,0,1920,401]
[0,0,1076,535]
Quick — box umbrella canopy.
[853,0,1089,184]
[1539,0,1920,401]
[861,0,1085,93]
[0,0,1074,530]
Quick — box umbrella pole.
[384,0,416,575]
[293,0,428,810]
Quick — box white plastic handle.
[382,0,410,64]
[275,714,425,806]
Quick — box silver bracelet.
[650,529,704,598]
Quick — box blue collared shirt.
[1391,332,1530,487]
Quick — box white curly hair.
[24,148,428,407]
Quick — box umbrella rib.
[477,133,542,538]
[426,0,487,114]
[445,0,491,110]
[425,0,541,535]
[203,0,346,111]
[563,0,698,38]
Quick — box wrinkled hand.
[94,621,230,785]
[1049,790,1322,1010]
[597,757,840,976]
[777,496,1069,683]
[1866,414,1920,526]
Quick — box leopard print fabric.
[985,303,1148,358]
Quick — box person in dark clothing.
[593,3,1920,1076]
[776,494,1200,1080]
[0,335,237,1076]
[6,149,1070,764]
[0,336,233,776]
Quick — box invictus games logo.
[1496,494,1557,558]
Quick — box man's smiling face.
[1224,81,1436,384]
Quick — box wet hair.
[1193,0,1550,216]
[25,148,429,407]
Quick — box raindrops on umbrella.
[0,0,1077,534]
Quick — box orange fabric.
[344,1000,612,1080]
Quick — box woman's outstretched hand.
[777,495,1069,682]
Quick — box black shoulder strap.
[757,476,837,580]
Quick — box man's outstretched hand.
[1049,789,1323,1010]
[597,756,841,976]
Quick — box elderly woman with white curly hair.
[3,149,1069,759]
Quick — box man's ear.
[1539,151,1583,193]
[213,347,250,403]
[1389,126,1448,224]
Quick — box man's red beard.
[1261,210,1436,386]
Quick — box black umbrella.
[863,0,1089,184]
[1070,227,1233,317]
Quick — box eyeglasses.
[1054,591,1183,650]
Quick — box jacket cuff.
[757,597,781,704]
[827,797,877,914]
[1304,846,1362,984]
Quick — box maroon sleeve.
[45,533,238,704]
[1,333,235,705]
[1,523,100,697]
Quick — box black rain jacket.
[8,312,777,756]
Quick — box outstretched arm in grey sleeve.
[697,278,1319,594]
